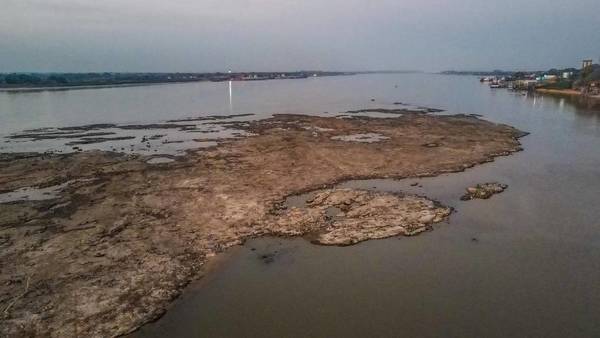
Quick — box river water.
[2,74,600,337]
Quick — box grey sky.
[1,0,599,72]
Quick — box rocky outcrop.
[460,182,508,200]
[271,189,451,246]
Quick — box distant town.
[442,59,600,98]
[0,71,356,90]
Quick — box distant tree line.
[440,70,516,76]
[0,71,352,88]
[0,73,207,87]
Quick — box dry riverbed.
[0,111,526,337]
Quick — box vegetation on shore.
[0,71,353,89]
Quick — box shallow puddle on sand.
[0,184,67,203]
[284,191,318,208]
[330,133,390,143]
[0,178,96,203]
[1,114,255,156]
[146,156,175,164]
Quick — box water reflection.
[228,80,233,115]
[526,92,600,114]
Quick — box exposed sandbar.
[0,111,526,337]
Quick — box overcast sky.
[1,0,599,72]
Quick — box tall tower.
[582,59,593,71]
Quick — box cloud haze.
[1,0,599,72]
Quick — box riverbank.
[535,88,600,99]
[0,83,167,93]
[0,111,526,337]
[0,71,354,93]
[535,88,583,97]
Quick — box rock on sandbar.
[273,189,451,246]
[331,133,390,143]
[460,182,508,200]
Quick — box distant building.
[562,72,573,79]
[582,59,593,71]
[514,79,538,90]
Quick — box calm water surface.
[2,74,600,337]
[0,75,438,154]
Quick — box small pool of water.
[330,132,390,143]
[0,184,68,203]
[146,156,176,164]
[0,179,94,203]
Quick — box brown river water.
[2,74,600,337]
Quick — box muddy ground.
[0,112,526,337]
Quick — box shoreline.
[0,82,171,93]
[536,88,582,96]
[0,74,356,93]
[535,88,600,100]
[0,111,526,337]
